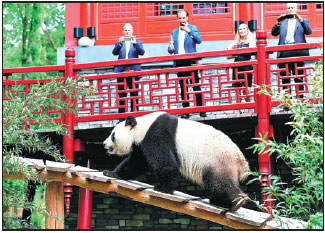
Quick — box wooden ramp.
[3,157,307,229]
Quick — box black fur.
[125,115,137,129]
[103,144,147,179]
[202,167,243,209]
[104,113,180,193]
[104,112,247,210]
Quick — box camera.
[124,36,131,41]
[277,14,294,22]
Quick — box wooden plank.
[67,165,98,175]
[111,179,149,191]
[189,200,228,215]
[265,216,307,229]
[173,191,201,201]
[77,171,116,183]
[45,181,64,229]
[24,158,46,170]
[225,207,272,227]
[143,189,193,203]
[128,180,154,189]
[45,161,75,173]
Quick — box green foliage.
[3,77,94,229]
[3,3,65,70]
[248,59,323,229]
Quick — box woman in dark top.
[227,23,256,114]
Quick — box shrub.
[3,77,93,229]
[248,59,323,229]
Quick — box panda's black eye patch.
[111,132,115,142]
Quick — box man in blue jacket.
[168,9,206,118]
[112,23,145,114]
[271,3,312,98]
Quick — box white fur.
[104,112,249,186]
[103,112,166,156]
[175,118,246,185]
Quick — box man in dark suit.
[112,23,145,114]
[271,3,312,98]
[168,9,206,118]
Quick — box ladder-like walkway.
[4,157,307,229]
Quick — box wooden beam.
[4,170,269,229]
[3,159,308,230]
[45,181,64,229]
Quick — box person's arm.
[183,25,202,44]
[271,22,281,37]
[134,40,145,55]
[226,41,237,59]
[168,34,175,54]
[112,41,122,55]
[300,18,312,35]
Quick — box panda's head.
[103,115,138,156]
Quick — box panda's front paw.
[103,170,119,178]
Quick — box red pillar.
[238,3,251,23]
[78,188,93,229]
[80,3,91,30]
[80,3,95,35]
[77,160,93,229]
[75,139,93,229]
[256,30,274,212]
[63,48,76,216]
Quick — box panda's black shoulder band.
[125,115,137,129]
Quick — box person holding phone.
[226,23,256,115]
[271,3,312,99]
[168,9,205,119]
[112,23,145,115]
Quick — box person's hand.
[131,36,137,44]
[169,42,174,51]
[293,13,303,21]
[277,14,287,23]
[180,25,191,33]
[119,36,125,45]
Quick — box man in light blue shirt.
[168,9,206,118]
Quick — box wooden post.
[256,29,274,212]
[45,181,64,229]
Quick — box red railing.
[3,30,322,220]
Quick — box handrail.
[266,55,322,64]
[3,48,257,75]
[265,42,322,53]
[3,65,65,75]
[3,43,321,76]
[74,48,258,70]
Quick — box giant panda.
[103,111,250,210]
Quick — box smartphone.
[124,36,131,41]
[285,14,294,19]
[277,14,294,22]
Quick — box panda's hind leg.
[153,164,180,194]
[202,167,246,211]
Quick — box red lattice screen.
[3,42,322,125]
[101,3,139,19]
[76,61,257,122]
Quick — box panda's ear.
[125,115,137,129]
